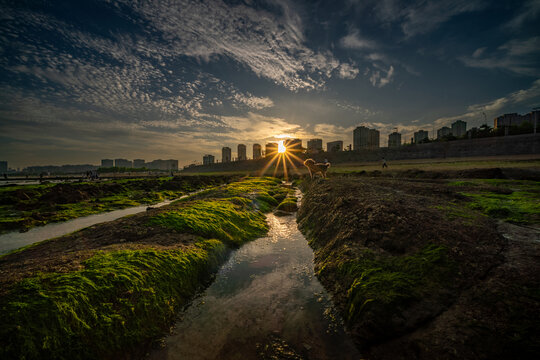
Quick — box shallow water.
[0,199,173,254]
[148,212,361,360]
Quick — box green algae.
[0,177,231,233]
[318,245,452,325]
[148,178,287,245]
[275,197,298,212]
[0,240,228,360]
[0,176,288,359]
[148,198,268,246]
[446,179,540,224]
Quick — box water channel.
[0,199,174,254]
[148,210,361,359]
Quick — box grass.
[319,245,452,325]
[329,156,540,174]
[0,240,227,360]
[448,179,540,224]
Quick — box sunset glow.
[278,140,287,153]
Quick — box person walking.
[382,157,388,169]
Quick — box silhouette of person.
[382,157,388,169]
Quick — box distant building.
[451,120,467,138]
[307,139,323,153]
[388,132,401,147]
[222,147,231,163]
[437,126,452,139]
[285,138,302,152]
[203,154,215,165]
[369,129,380,149]
[413,130,429,143]
[237,144,247,161]
[0,161,7,173]
[133,159,145,168]
[146,159,178,171]
[353,126,379,150]
[101,159,113,167]
[253,144,262,159]
[494,110,540,129]
[114,158,132,168]
[265,143,278,157]
[327,140,343,152]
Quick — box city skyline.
[1,1,539,168]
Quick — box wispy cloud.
[433,78,540,127]
[340,28,377,50]
[459,37,540,76]
[504,0,540,30]
[367,65,395,87]
[115,0,357,91]
[354,0,486,38]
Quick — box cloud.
[337,63,360,79]
[115,0,357,91]
[433,78,540,127]
[400,0,486,37]
[232,93,274,110]
[340,29,377,49]
[358,0,486,38]
[504,0,540,30]
[332,100,379,117]
[368,65,395,87]
[459,37,540,76]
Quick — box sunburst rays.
[259,141,304,180]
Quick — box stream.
[148,209,361,359]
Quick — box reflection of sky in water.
[150,212,361,360]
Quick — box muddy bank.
[297,175,539,359]
[0,175,235,233]
[0,177,290,359]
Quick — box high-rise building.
[265,143,277,157]
[437,126,452,139]
[451,120,467,138]
[253,144,262,159]
[307,139,323,153]
[133,159,145,168]
[237,144,247,161]
[354,126,380,150]
[369,129,380,149]
[284,138,302,153]
[327,140,343,152]
[203,154,215,165]
[114,158,132,168]
[101,159,113,167]
[413,130,429,143]
[388,132,401,147]
[222,147,231,163]
[0,161,7,173]
[494,110,539,129]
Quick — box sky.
[1,0,539,168]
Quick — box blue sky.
[1,0,539,167]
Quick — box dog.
[303,158,330,179]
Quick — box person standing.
[382,157,388,169]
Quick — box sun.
[277,140,287,153]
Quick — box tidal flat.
[0,177,291,359]
[297,169,539,360]
[0,175,233,233]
